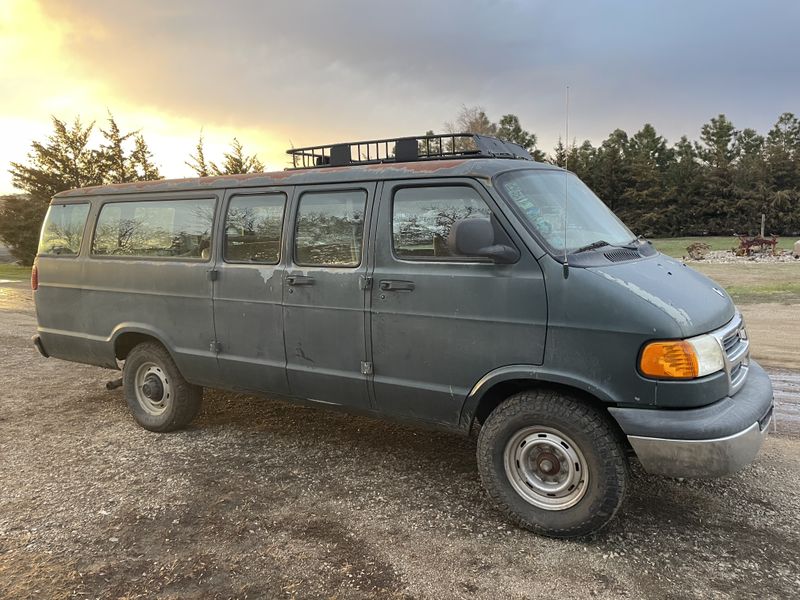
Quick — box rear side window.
[92,198,215,259]
[224,193,286,264]
[38,203,90,256]
[392,186,491,260]
[294,189,366,267]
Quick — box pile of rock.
[684,249,800,264]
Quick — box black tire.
[123,342,202,432]
[477,389,628,538]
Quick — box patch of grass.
[691,262,800,304]
[0,264,31,281]
[652,236,796,258]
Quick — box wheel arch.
[459,365,619,432]
[110,324,175,362]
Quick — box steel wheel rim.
[503,426,589,511]
[134,362,172,416]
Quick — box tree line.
[0,115,264,264]
[446,106,800,238]
[2,108,799,265]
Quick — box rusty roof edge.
[54,158,557,198]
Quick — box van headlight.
[639,334,725,379]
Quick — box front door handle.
[379,280,415,292]
[287,275,315,286]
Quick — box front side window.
[392,186,492,260]
[497,170,634,254]
[294,190,366,267]
[38,203,90,256]
[92,198,215,259]
[225,193,286,264]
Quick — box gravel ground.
[1,282,799,599]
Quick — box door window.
[392,186,493,260]
[224,193,286,264]
[294,189,367,267]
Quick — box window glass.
[92,198,215,259]
[38,203,90,256]
[393,186,492,259]
[497,170,634,253]
[294,190,366,267]
[225,194,286,263]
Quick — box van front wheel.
[476,390,628,537]
[123,342,202,432]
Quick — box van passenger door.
[369,179,547,426]
[282,183,375,408]
[213,188,290,394]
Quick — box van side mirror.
[448,218,519,264]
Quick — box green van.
[32,134,773,537]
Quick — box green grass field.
[649,237,800,304]
[652,236,796,258]
[0,264,31,281]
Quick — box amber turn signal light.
[639,341,699,379]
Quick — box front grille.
[712,313,750,396]
[722,330,741,353]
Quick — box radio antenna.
[563,85,570,279]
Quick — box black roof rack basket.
[286,133,533,169]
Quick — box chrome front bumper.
[628,409,772,478]
[610,359,774,478]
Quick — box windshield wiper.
[572,240,611,254]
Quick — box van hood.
[587,254,735,338]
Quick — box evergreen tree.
[131,134,161,181]
[186,132,210,177]
[210,138,265,175]
[100,113,136,183]
[98,113,161,183]
[551,137,567,168]
[9,116,105,200]
[695,114,739,233]
[0,194,48,265]
[622,124,672,234]
[732,128,768,233]
[592,129,631,212]
[664,136,703,235]
[497,114,545,160]
[764,112,800,191]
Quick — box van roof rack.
[286,133,533,169]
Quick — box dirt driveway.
[1,282,799,599]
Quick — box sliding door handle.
[287,275,315,286]
[379,280,415,292]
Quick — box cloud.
[3,0,798,192]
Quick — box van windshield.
[496,170,634,254]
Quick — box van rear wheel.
[123,342,202,432]
[476,390,628,537]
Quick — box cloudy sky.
[1,0,798,193]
